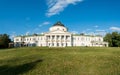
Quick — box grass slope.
[0,47,120,75]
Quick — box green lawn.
[0,47,120,75]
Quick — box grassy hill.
[0,47,120,75]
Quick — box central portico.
[45,21,72,47]
[14,21,108,47]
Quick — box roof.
[53,21,65,27]
[16,34,44,37]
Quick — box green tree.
[117,33,120,47]
[104,32,120,47]
[0,34,11,48]
[112,32,119,47]
[104,33,113,47]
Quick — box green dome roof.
[53,21,65,27]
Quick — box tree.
[104,32,120,47]
[111,32,119,47]
[117,33,120,47]
[0,34,11,48]
[104,33,112,47]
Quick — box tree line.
[0,34,11,48]
[104,32,120,47]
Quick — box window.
[66,43,67,46]
[57,28,59,30]
[81,37,84,41]
[48,36,50,39]
[57,36,59,40]
[61,43,64,46]
[33,38,36,41]
[66,36,70,40]
[61,36,64,40]
[57,43,59,46]
[52,36,55,39]
[49,43,50,46]
[99,38,101,41]
[52,43,54,46]
[16,39,19,41]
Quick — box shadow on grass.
[0,59,42,75]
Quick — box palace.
[14,21,108,47]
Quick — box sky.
[0,0,120,38]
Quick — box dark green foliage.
[104,33,112,47]
[104,32,120,47]
[0,34,11,48]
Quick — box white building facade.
[14,22,108,47]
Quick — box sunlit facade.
[14,22,108,47]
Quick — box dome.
[49,21,68,32]
[53,21,65,27]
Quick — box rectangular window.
[52,43,54,46]
[16,39,19,41]
[57,43,59,46]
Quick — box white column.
[50,35,52,47]
[60,35,62,47]
[45,35,47,46]
[53,35,55,47]
[69,35,72,46]
[54,35,56,47]
[58,35,60,46]
[47,35,49,46]
[64,35,66,47]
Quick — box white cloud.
[32,28,40,34]
[43,21,50,25]
[86,29,91,31]
[26,31,30,35]
[110,27,120,31]
[31,21,51,34]
[97,32,107,36]
[94,25,99,28]
[96,29,105,32]
[39,21,51,27]
[46,0,83,17]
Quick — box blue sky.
[0,0,120,38]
